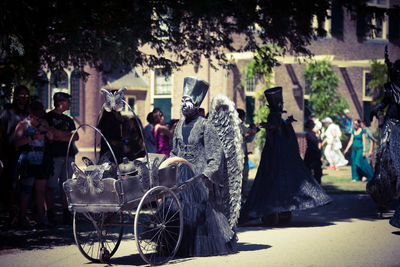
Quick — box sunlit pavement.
[0,192,399,267]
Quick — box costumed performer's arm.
[203,120,224,184]
[169,121,181,158]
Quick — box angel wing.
[100,87,127,112]
[209,94,244,229]
[71,162,89,194]
[71,161,106,194]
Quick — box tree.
[303,60,348,124]
[241,45,280,148]
[368,58,388,107]
[1,0,396,88]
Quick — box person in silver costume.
[170,77,238,257]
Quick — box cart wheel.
[73,211,123,263]
[135,186,183,265]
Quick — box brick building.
[37,0,400,157]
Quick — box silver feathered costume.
[170,77,243,257]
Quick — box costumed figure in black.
[169,76,244,257]
[239,87,331,225]
[367,47,400,225]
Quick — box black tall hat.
[264,86,283,112]
[183,76,209,106]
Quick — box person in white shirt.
[321,117,348,170]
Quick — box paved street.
[0,193,399,267]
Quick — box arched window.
[36,70,49,109]
[50,69,68,109]
[70,69,80,117]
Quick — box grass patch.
[321,166,367,194]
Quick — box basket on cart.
[62,89,198,265]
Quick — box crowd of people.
[0,88,79,228]
[302,110,376,184]
[1,68,399,259]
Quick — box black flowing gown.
[390,205,400,228]
[239,112,331,223]
[366,82,400,215]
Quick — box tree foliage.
[241,45,280,148]
[303,60,348,124]
[368,58,388,106]
[0,0,395,88]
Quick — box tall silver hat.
[183,76,209,106]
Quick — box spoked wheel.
[73,211,124,263]
[134,186,183,265]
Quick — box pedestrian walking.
[321,117,348,170]
[344,119,373,182]
[240,87,331,226]
[360,120,375,166]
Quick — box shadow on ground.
[0,193,398,254]
[238,194,399,232]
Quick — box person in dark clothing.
[121,116,145,160]
[14,101,53,228]
[44,92,79,225]
[236,108,256,198]
[98,110,124,163]
[367,48,400,221]
[304,119,323,184]
[239,87,331,226]
[0,85,30,225]
[143,111,157,154]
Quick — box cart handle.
[174,174,223,193]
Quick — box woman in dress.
[14,101,53,228]
[344,119,373,182]
[239,87,331,226]
[321,117,348,170]
[152,109,174,157]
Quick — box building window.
[312,9,331,38]
[125,97,135,113]
[155,69,172,95]
[367,0,387,7]
[367,15,388,40]
[363,101,372,126]
[245,96,255,124]
[363,71,373,101]
[245,77,256,124]
[153,68,172,122]
[37,70,49,109]
[246,77,255,93]
[70,69,80,117]
[364,0,388,40]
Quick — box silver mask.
[181,96,198,117]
